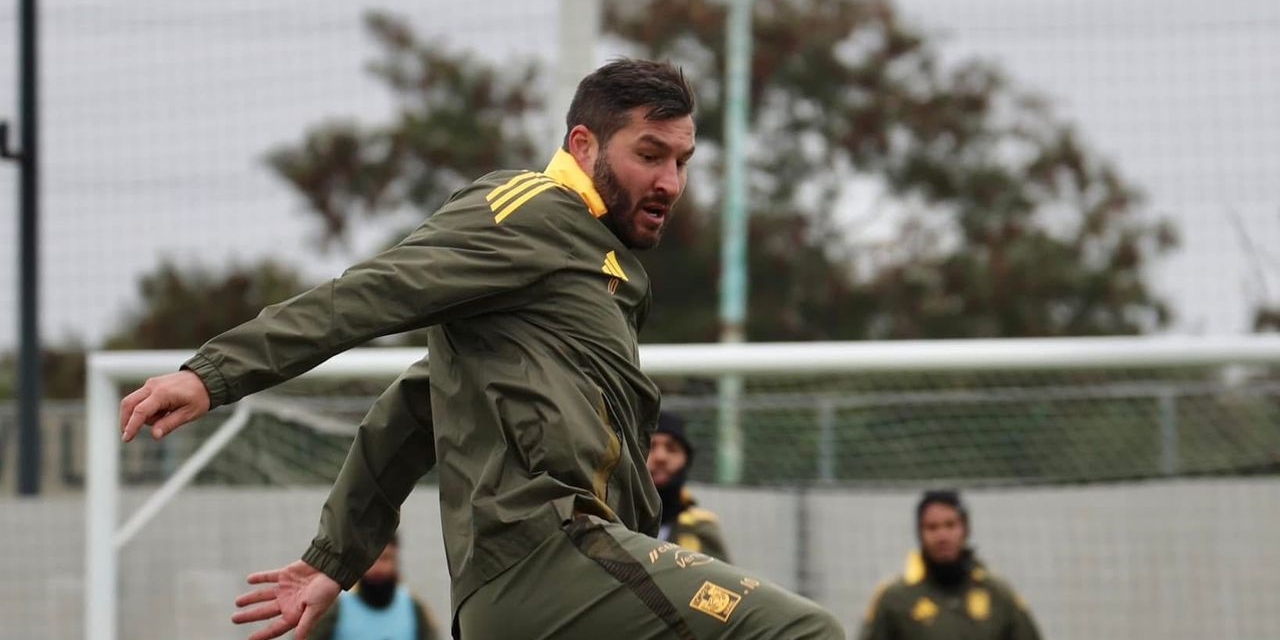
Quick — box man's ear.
[567,125,598,176]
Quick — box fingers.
[121,396,161,443]
[118,387,145,432]
[234,586,278,608]
[119,388,153,443]
[150,408,192,441]
[231,601,282,624]
[120,372,212,443]
[232,581,291,640]
[246,570,281,585]
[247,617,296,640]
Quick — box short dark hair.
[653,411,694,462]
[563,58,696,149]
[916,489,969,531]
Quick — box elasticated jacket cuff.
[301,542,365,590]
[181,352,230,408]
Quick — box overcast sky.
[1,0,1278,349]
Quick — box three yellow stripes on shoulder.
[602,250,629,282]
[487,172,559,223]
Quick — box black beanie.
[916,489,969,531]
[654,411,694,462]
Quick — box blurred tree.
[1,250,309,403]
[609,0,1177,341]
[265,12,543,253]
[104,260,309,350]
[1254,307,1280,333]
[267,3,1177,343]
[0,348,86,400]
[1233,208,1280,334]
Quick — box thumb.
[295,603,320,640]
[150,407,196,440]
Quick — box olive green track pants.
[456,516,845,640]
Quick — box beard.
[921,547,974,589]
[356,574,399,609]
[594,153,637,246]
[593,152,672,250]
[595,154,634,224]
[655,465,689,524]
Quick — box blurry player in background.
[859,490,1042,640]
[309,532,440,640]
[119,58,843,640]
[647,411,731,562]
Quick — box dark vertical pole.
[16,0,42,496]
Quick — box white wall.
[3,479,1277,640]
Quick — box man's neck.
[543,149,606,217]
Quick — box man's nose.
[653,160,681,195]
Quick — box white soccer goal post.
[85,336,1280,640]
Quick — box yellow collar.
[680,487,697,508]
[904,550,984,585]
[905,550,926,585]
[543,149,607,218]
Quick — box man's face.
[646,432,689,488]
[919,503,968,564]
[363,542,399,585]
[592,107,695,250]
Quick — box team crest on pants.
[689,581,742,622]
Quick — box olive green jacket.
[183,150,663,610]
[859,551,1042,640]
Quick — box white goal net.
[71,337,1280,640]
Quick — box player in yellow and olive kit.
[648,412,731,562]
[859,490,1041,640]
[119,59,844,640]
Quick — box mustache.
[638,193,676,208]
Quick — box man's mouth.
[640,202,669,223]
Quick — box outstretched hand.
[232,560,341,640]
[119,370,211,442]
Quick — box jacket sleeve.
[301,357,436,588]
[183,197,568,408]
[858,583,895,640]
